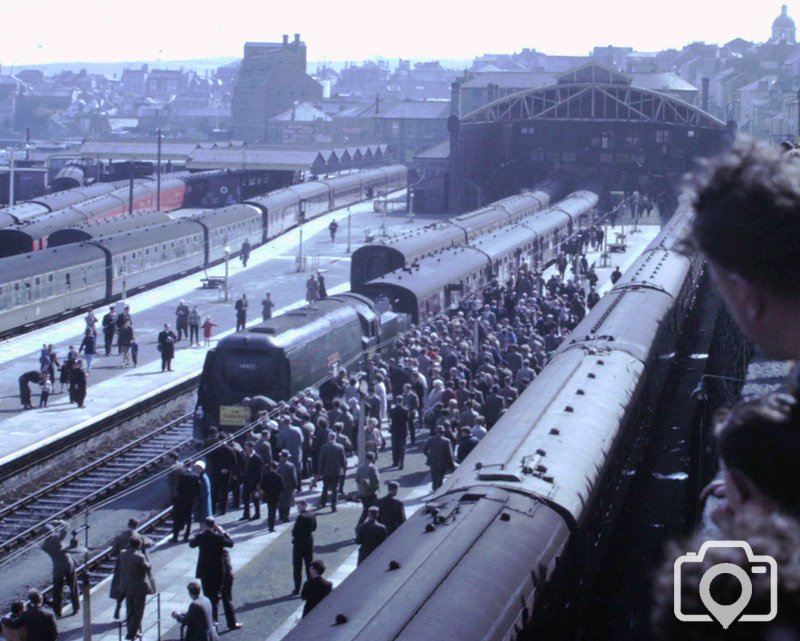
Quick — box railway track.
[0,412,195,560]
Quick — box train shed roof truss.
[463,64,724,129]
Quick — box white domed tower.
[771,4,796,44]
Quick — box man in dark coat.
[240,442,263,521]
[158,324,177,372]
[42,520,79,617]
[189,517,240,630]
[261,292,275,321]
[301,559,332,618]
[389,397,409,469]
[102,305,117,355]
[110,518,153,620]
[328,219,338,241]
[355,505,388,565]
[291,500,317,595]
[261,461,283,532]
[240,239,251,267]
[172,463,200,542]
[423,425,457,491]
[172,582,220,641]
[119,536,156,640]
[18,370,39,409]
[175,300,190,342]
[375,481,406,535]
[207,436,236,516]
[456,427,480,464]
[1,590,57,641]
[317,433,346,512]
[69,360,87,408]
[234,294,248,332]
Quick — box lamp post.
[8,146,16,207]
[156,128,162,211]
[224,244,231,302]
[346,207,352,254]
[297,227,304,272]
[357,377,369,465]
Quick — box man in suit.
[375,481,406,535]
[424,425,457,491]
[317,433,346,512]
[41,520,79,617]
[119,536,156,640]
[172,461,200,542]
[207,436,236,516]
[355,452,380,525]
[300,559,332,618]
[240,442,263,521]
[102,305,117,356]
[389,396,409,469]
[172,581,220,641]
[110,518,153,620]
[189,517,241,631]
[234,294,248,332]
[1,590,57,641]
[291,500,317,595]
[355,505,388,565]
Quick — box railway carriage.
[192,204,265,263]
[90,220,206,296]
[0,244,109,329]
[48,211,174,247]
[350,183,580,291]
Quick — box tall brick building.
[231,34,323,142]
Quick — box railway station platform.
[0,194,420,470]
[0,211,655,476]
[0,221,661,640]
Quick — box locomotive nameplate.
[220,405,250,426]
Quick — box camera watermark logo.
[674,540,778,629]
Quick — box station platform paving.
[31,223,661,641]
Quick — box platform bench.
[201,277,225,289]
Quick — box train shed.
[447,62,733,214]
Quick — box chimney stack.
[701,77,709,112]
[294,33,300,44]
[282,34,289,45]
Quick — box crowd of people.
[8,135,799,638]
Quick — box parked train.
[281,201,702,641]
[349,178,592,290]
[0,168,278,257]
[0,180,132,230]
[359,190,599,322]
[197,189,599,428]
[0,166,407,337]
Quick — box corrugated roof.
[415,140,450,160]
[186,147,325,171]
[375,101,450,119]
[80,141,199,160]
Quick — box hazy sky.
[0,1,792,67]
